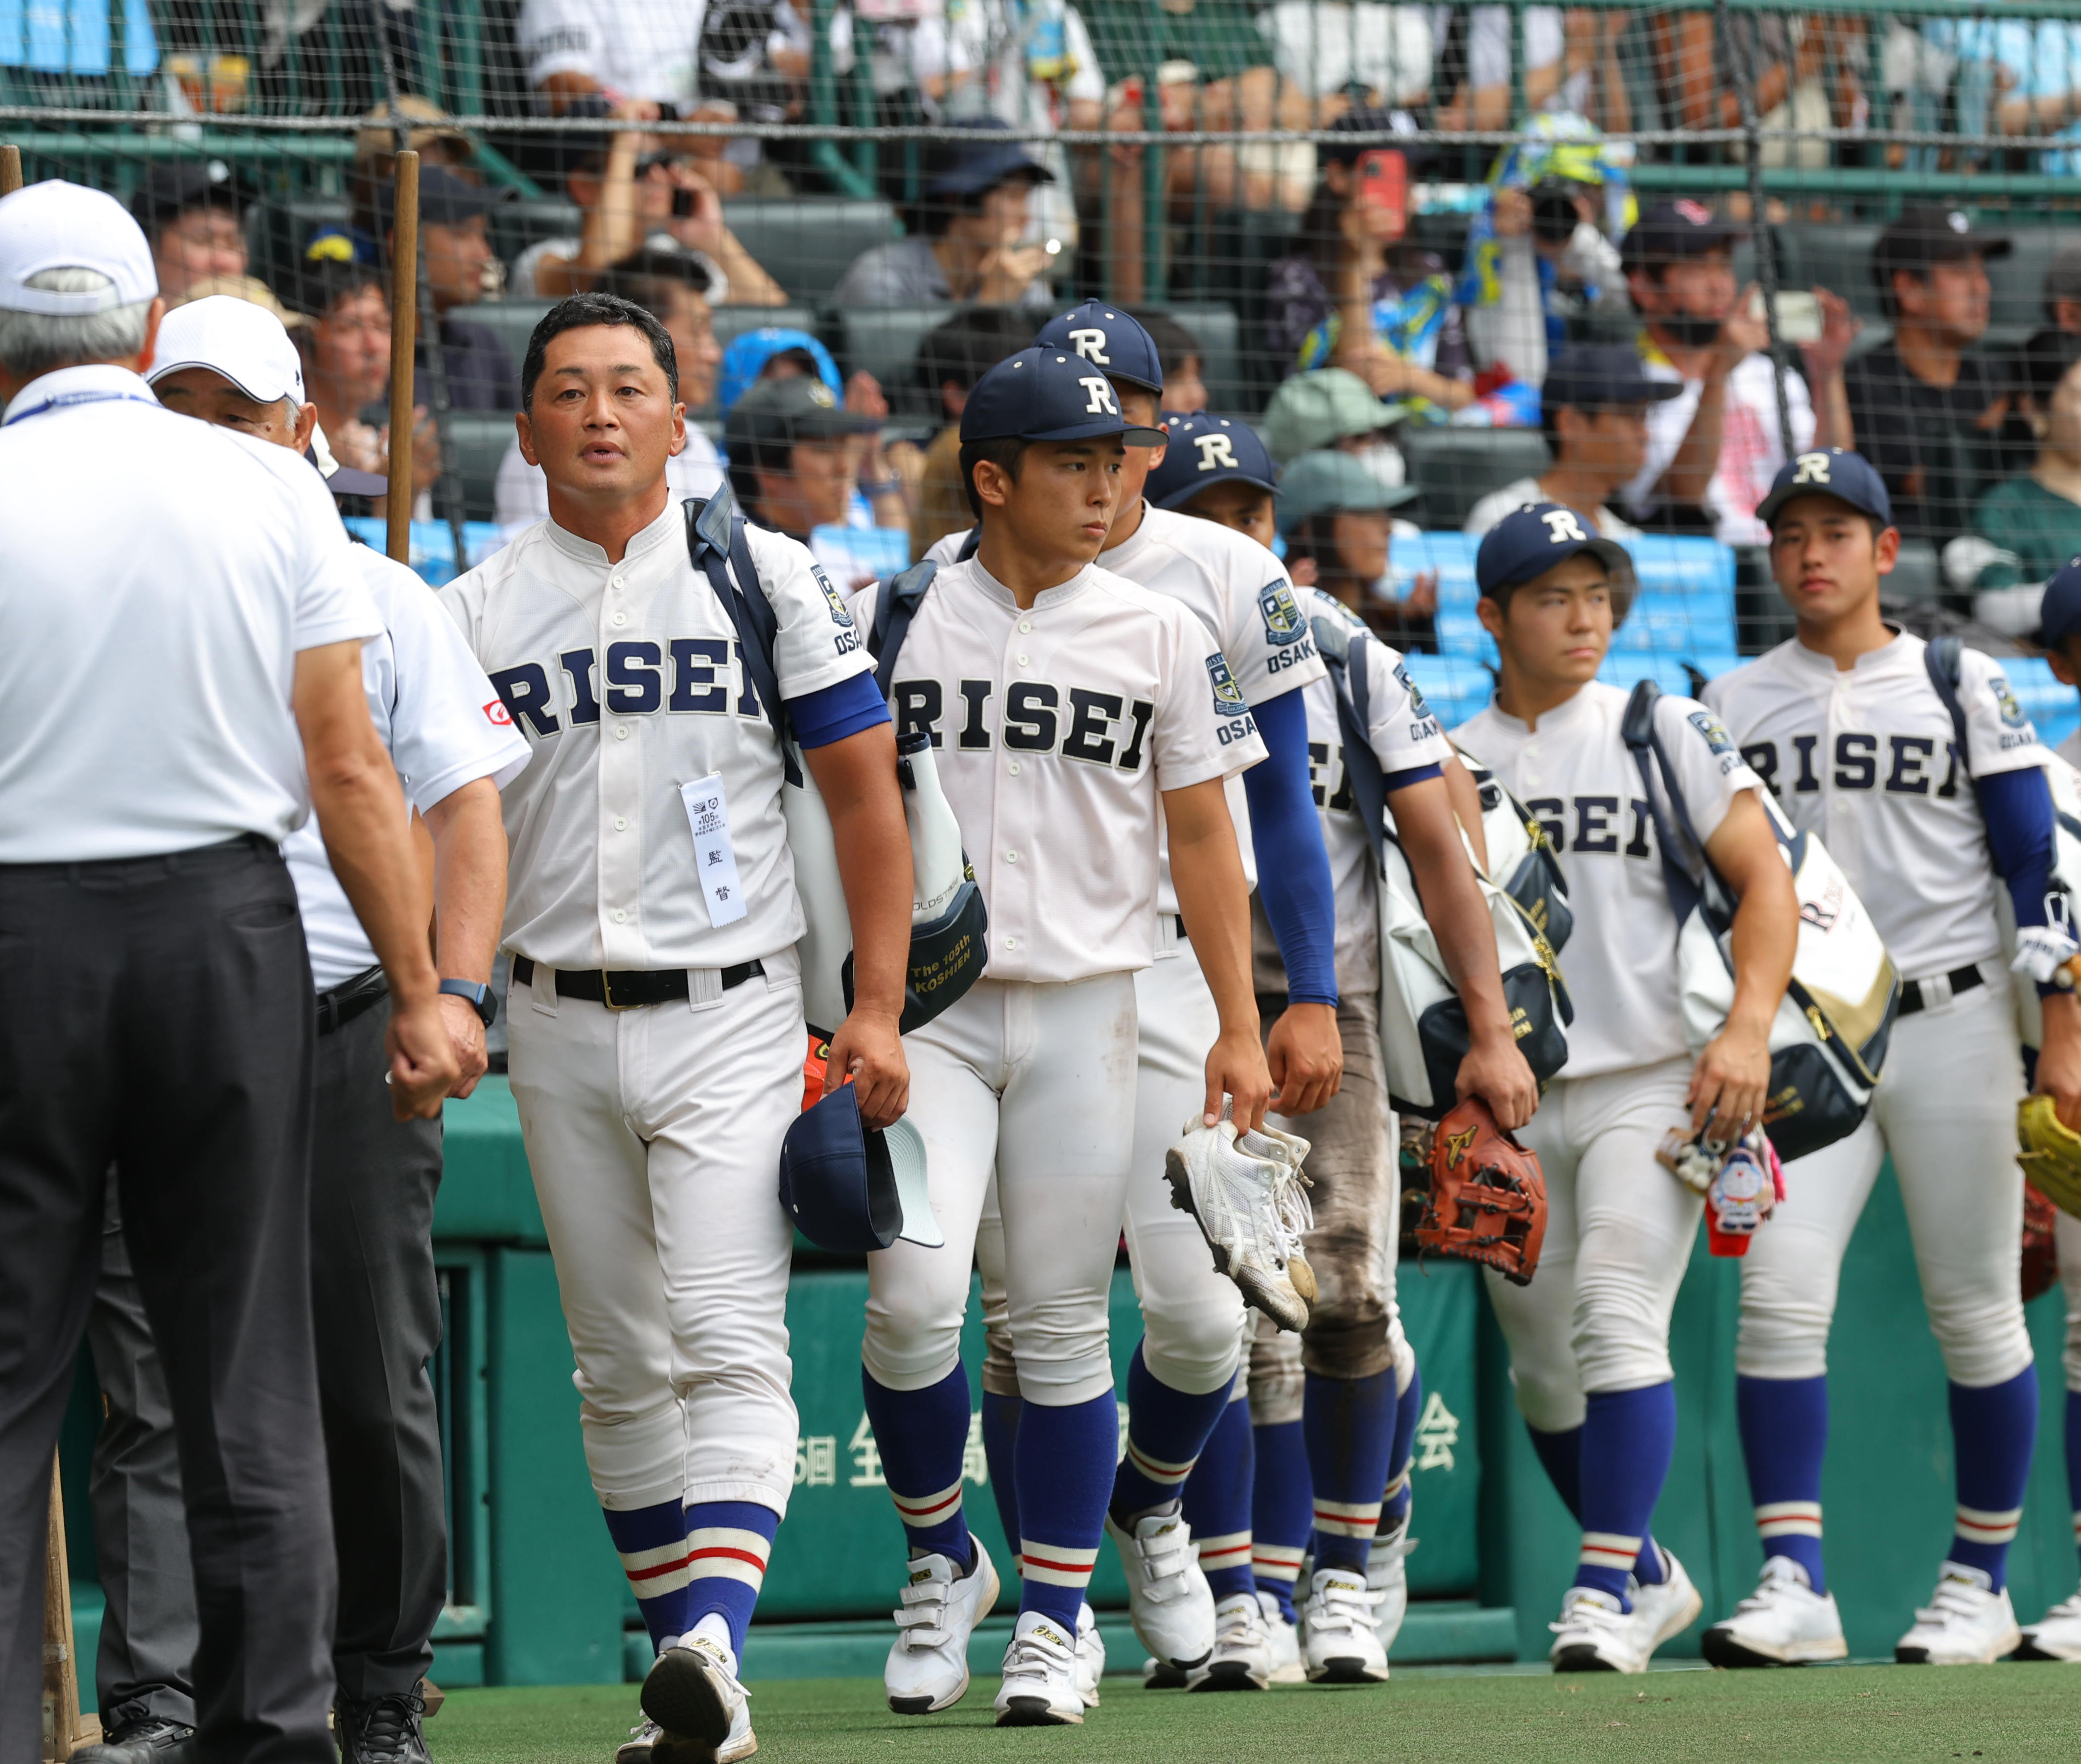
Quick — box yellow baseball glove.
[2017,1095,2081,1220]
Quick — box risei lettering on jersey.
[485,639,768,738]
[1738,734,1964,800]
[1520,795,1659,859]
[888,676,1162,771]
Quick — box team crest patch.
[813,565,854,627]
[1991,672,2030,729]
[1393,660,1433,720]
[1687,710,1735,756]
[1207,653,1249,718]
[1259,581,1304,643]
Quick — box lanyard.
[1,388,161,427]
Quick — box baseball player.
[851,344,1275,1727]
[930,305,1348,1684]
[442,292,914,1764]
[1143,417,1538,1686]
[1702,450,2081,1667]
[66,296,528,1764]
[1457,503,1800,1673]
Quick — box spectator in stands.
[718,325,844,413]
[1467,346,1678,539]
[2041,245,2081,343]
[1265,113,1473,418]
[1621,198,1855,544]
[132,162,246,304]
[1844,208,2014,551]
[1125,308,1208,414]
[1278,448,1435,651]
[377,166,516,413]
[712,328,908,518]
[511,122,786,304]
[346,96,480,261]
[1435,7,1631,133]
[496,248,728,533]
[726,376,908,586]
[909,305,1031,557]
[834,119,1058,308]
[1926,16,2081,166]
[1969,343,2081,592]
[1262,368,1411,497]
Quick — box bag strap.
[684,492,801,787]
[1620,678,1715,928]
[1923,633,1999,858]
[955,524,981,563]
[868,558,940,699]
[1312,613,1389,871]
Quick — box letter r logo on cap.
[1541,509,1588,544]
[1079,375,1118,415]
[1193,433,1237,472]
[1793,451,1832,485]
[1068,327,1110,364]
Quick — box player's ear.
[514,409,540,470]
[1873,523,1900,576]
[1475,592,1508,645]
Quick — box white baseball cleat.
[1165,1113,1316,1331]
[884,1542,1001,1713]
[1626,1546,1704,1661]
[1701,1556,1847,1667]
[1190,1592,1273,1691]
[1106,1506,1215,1671]
[2017,1589,2081,1661]
[1894,1564,2023,1664]
[615,1718,662,1764]
[1301,1567,1388,1683]
[1258,1590,1307,1684]
[995,1611,1085,1726]
[1549,1586,1650,1674]
[1366,1519,1416,1653]
[1073,1602,1105,1706]
[640,1633,755,1763]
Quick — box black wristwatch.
[440,978,498,1027]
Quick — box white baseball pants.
[1735,977,2032,1390]
[1484,1059,1703,1430]
[506,958,805,1515]
[2058,1210,2081,1393]
[863,974,1140,1407]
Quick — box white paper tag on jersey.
[680,774,748,928]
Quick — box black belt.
[1173,915,1189,941]
[512,954,764,1010]
[1897,963,1986,1017]
[316,965,388,1036]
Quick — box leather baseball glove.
[2019,1094,2081,1222]
[1418,1096,1547,1286]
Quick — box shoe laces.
[626,1718,663,1744]
[340,1689,426,1763]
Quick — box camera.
[1529,179,1584,246]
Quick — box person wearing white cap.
[0,181,460,1761]
[57,294,531,1764]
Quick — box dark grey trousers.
[0,839,335,1764]
[89,998,448,1722]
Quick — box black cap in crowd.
[131,160,241,233]
[1542,346,1687,413]
[1620,198,1746,273]
[923,119,1054,200]
[376,165,511,229]
[1872,207,2012,298]
[725,375,878,457]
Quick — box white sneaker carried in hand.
[1301,1567,1388,1683]
[2018,1588,2081,1661]
[641,1631,755,1764]
[1165,1111,1315,1331]
[1073,1602,1105,1706]
[1191,1591,1273,1691]
[995,1611,1085,1726]
[1702,1555,1847,1666]
[1106,1505,1215,1671]
[1366,1519,1416,1653]
[1894,1563,2023,1664]
[1626,1546,1704,1661]
[1549,1585,1650,1674]
[1258,1590,1306,1684]
[885,1542,1001,1713]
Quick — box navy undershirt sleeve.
[1239,686,1338,1006]
[787,670,892,749]
[1980,765,2058,994]
[1382,762,1444,792]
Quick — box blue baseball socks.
[862,1365,978,1568]
[1180,1390,1256,1602]
[1111,1344,1235,1522]
[1735,1373,1829,1592]
[981,1388,1024,1558]
[2069,1388,2081,1581]
[1528,1417,1667,1592]
[605,1498,777,1659]
[1380,1358,1423,1540]
[1304,1367,1397,1575]
[1251,1416,1311,1621]
[1572,1383,1679,1609]
[1947,1367,2038,1589]
[1016,1391,1119,1629]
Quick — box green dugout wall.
[55,1079,2081,1694]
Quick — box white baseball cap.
[148,294,306,403]
[0,180,158,316]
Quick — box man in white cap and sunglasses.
[0,180,459,1759]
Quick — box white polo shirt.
[288,545,532,990]
[0,365,379,863]
[518,0,707,105]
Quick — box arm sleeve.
[1981,766,2058,955]
[787,671,892,749]
[1240,687,1339,1007]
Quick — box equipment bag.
[1455,747,1574,956]
[1314,610,1572,1119]
[1621,679,1897,1163]
[686,493,987,1038]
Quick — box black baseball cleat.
[335,1685,433,1764]
[71,1717,198,1764]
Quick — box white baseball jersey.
[517,0,706,104]
[1455,680,1764,1077]
[2055,728,2081,772]
[441,502,870,971]
[289,546,531,990]
[1295,592,1454,996]
[850,554,1265,982]
[927,502,1323,908]
[1704,631,2050,980]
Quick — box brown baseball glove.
[2022,1182,2060,1306]
[1418,1096,1547,1286]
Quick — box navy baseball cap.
[1754,447,1894,529]
[924,118,1054,199]
[1146,413,1278,509]
[959,347,1166,446]
[1034,300,1165,396]
[1542,345,1685,413]
[1620,197,1746,273]
[779,1084,941,1255]
[1475,501,1636,602]
[2038,557,2081,650]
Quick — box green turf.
[427,1665,2081,1763]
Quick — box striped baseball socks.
[1946,1367,2038,1589]
[1250,1418,1312,1622]
[1380,1354,1423,1537]
[861,1365,977,1566]
[2068,1388,2081,1578]
[981,1389,1024,1559]
[1735,1373,1829,1593]
[603,1499,696,1652]
[603,1498,777,1658]
[1015,1390,1119,1629]
[1572,1383,1679,1609]
[1110,1344,1234,1523]
[1181,1388,1257,1602]
[1527,1420,1668,1589]
[1304,1367,1397,1574]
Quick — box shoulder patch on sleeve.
[812,563,855,628]
[1207,653,1250,717]
[1258,580,1305,644]
[1988,668,2032,731]
[1685,707,1743,775]
[1393,659,1435,722]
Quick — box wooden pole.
[0,146,23,196]
[385,148,420,566]
[42,1455,97,1761]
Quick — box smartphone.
[1748,288,1823,345]
[1355,149,1409,236]
[672,186,697,220]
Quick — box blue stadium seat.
[2007,655,2081,753]
[1400,653,1496,733]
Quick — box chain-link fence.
[9,0,2081,737]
